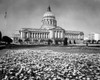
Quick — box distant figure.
[2,36,12,45]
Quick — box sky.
[0,0,100,37]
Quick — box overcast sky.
[0,0,100,37]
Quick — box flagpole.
[4,11,7,35]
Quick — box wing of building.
[13,6,84,44]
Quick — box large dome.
[43,12,55,17]
[41,6,57,29]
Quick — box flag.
[4,11,7,19]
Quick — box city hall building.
[13,6,84,44]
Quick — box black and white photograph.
[1,0,100,80]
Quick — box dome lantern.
[47,5,51,12]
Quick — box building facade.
[13,6,84,44]
[88,33,100,41]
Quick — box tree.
[55,40,58,45]
[47,39,52,45]
[0,31,2,41]
[18,39,23,44]
[2,36,12,44]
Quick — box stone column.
[44,33,46,39]
[32,33,34,38]
[36,33,37,39]
[44,33,45,39]
[35,33,37,38]
[46,33,48,39]
[23,32,25,39]
[59,31,61,38]
[32,33,33,42]
[34,33,36,38]
[26,32,28,38]
[34,33,35,38]
[35,33,36,39]
[24,32,26,39]
[41,33,43,39]
[44,33,46,38]
[37,33,39,38]
[39,33,41,39]
[61,31,63,38]
[52,20,53,25]
[36,33,38,39]
[55,31,57,38]
[28,32,30,38]
[38,33,40,38]
[20,31,23,39]
[27,32,30,38]
[53,20,54,26]
[40,33,41,38]
[56,31,58,38]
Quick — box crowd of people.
[0,49,100,80]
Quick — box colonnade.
[42,19,57,26]
[21,32,49,39]
[66,34,84,40]
[54,31,63,38]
